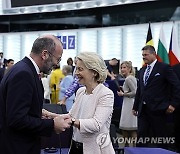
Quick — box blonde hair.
[76,52,107,83]
[120,61,135,76]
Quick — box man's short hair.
[142,45,156,54]
[111,58,118,61]
[7,59,14,63]
[31,37,56,54]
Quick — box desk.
[41,148,69,154]
[41,104,72,149]
[124,147,177,154]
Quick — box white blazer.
[69,84,115,154]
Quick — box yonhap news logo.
[96,133,111,148]
[112,137,175,144]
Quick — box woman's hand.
[57,97,67,105]
[117,90,124,96]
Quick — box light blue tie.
[144,65,151,85]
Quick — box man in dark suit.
[172,63,180,153]
[0,35,71,154]
[132,45,180,148]
[0,59,14,83]
[0,52,7,68]
[105,58,119,80]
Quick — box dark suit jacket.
[173,63,180,81]
[3,58,7,68]
[0,68,5,83]
[0,58,7,68]
[0,57,54,154]
[173,64,180,108]
[133,61,180,116]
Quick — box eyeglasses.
[47,51,61,64]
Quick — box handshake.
[42,109,72,134]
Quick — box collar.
[26,55,40,74]
[148,59,157,68]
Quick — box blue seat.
[124,147,177,154]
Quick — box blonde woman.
[69,52,115,154]
[117,61,137,147]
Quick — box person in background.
[105,58,119,80]
[58,76,80,105]
[117,61,137,147]
[50,63,64,104]
[68,52,115,154]
[0,59,14,83]
[0,35,71,154]
[59,65,75,112]
[172,63,180,153]
[67,57,75,74]
[132,45,180,148]
[58,56,80,105]
[40,72,51,103]
[0,52,7,68]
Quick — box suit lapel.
[39,78,44,96]
[140,67,146,88]
[22,57,44,106]
[145,61,159,86]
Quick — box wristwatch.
[71,117,76,126]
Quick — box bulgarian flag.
[157,25,169,64]
[168,24,180,66]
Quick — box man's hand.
[53,114,71,134]
[166,105,175,114]
[42,109,58,119]
[132,110,138,116]
[111,76,116,80]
